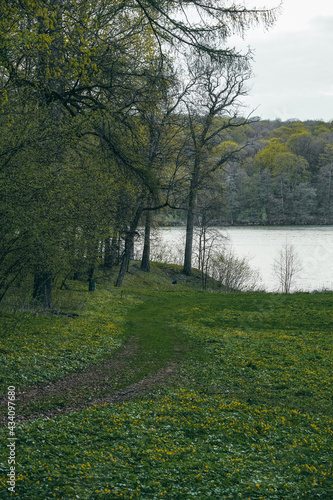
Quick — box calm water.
[153,226,333,292]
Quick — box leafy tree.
[316,145,333,223]
[286,132,326,172]
[253,139,311,223]
[222,162,250,224]
[0,0,165,302]
[0,98,120,305]
[1,1,279,113]
[0,0,279,299]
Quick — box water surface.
[154,226,333,292]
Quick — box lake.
[142,226,333,292]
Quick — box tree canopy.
[0,0,280,301]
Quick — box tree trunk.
[104,232,121,269]
[183,171,198,276]
[88,264,96,291]
[127,237,135,272]
[115,204,144,287]
[32,4,63,309]
[140,211,151,272]
[33,271,53,308]
[104,237,113,269]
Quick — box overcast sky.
[233,0,333,122]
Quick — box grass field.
[0,264,332,499]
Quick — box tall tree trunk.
[127,237,135,272]
[33,271,53,308]
[88,265,95,291]
[140,211,151,272]
[115,204,144,287]
[104,231,120,269]
[104,237,113,269]
[183,171,199,276]
[32,2,63,308]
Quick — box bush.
[210,250,263,292]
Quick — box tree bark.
[33,271,53,308]
[140,211,151,272]
[183,170,199,276]
[104,237,111,268]
[115,204,144,287]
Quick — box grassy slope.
[0,263,332,499]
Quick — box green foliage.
[0,100,121,302]
[254,139,310,180]
[0,282,332,499]
[0,287,133,387]
[215,118,333,225]
[0,0,175,302]
[2,391,332,499]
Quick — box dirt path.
[0,299,187,425]
[0,339,181,425]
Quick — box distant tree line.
[159,119,333,227]
[220,119,333,225]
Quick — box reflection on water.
[154,226,333,292]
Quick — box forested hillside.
[218,119,333,225]
[159,118,333,227]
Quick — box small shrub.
[210,250,263,292]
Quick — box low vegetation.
[0,264,332,499]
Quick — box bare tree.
[273,243,302,293]
[193,193,226,289]
[195,225,223,290]
[181,54,254,275]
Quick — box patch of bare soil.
[0,338,181,425]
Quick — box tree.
[1,1,279,113]
[0,0,166,302]
[111,68,192,284]
[181,54,253,275]
[140,210,152,272]
[253,139,311,224]
[0,98,71,306]
[0,0,279,299]
[273,243,302,293]
[222,162,250,224]
[316,145,333,223]
[0,104,113,303]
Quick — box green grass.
[0,287,135,388]
[169,292,333,417]
[113,261,220,293]
[0,264,332,499]
[9,391,332,499]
